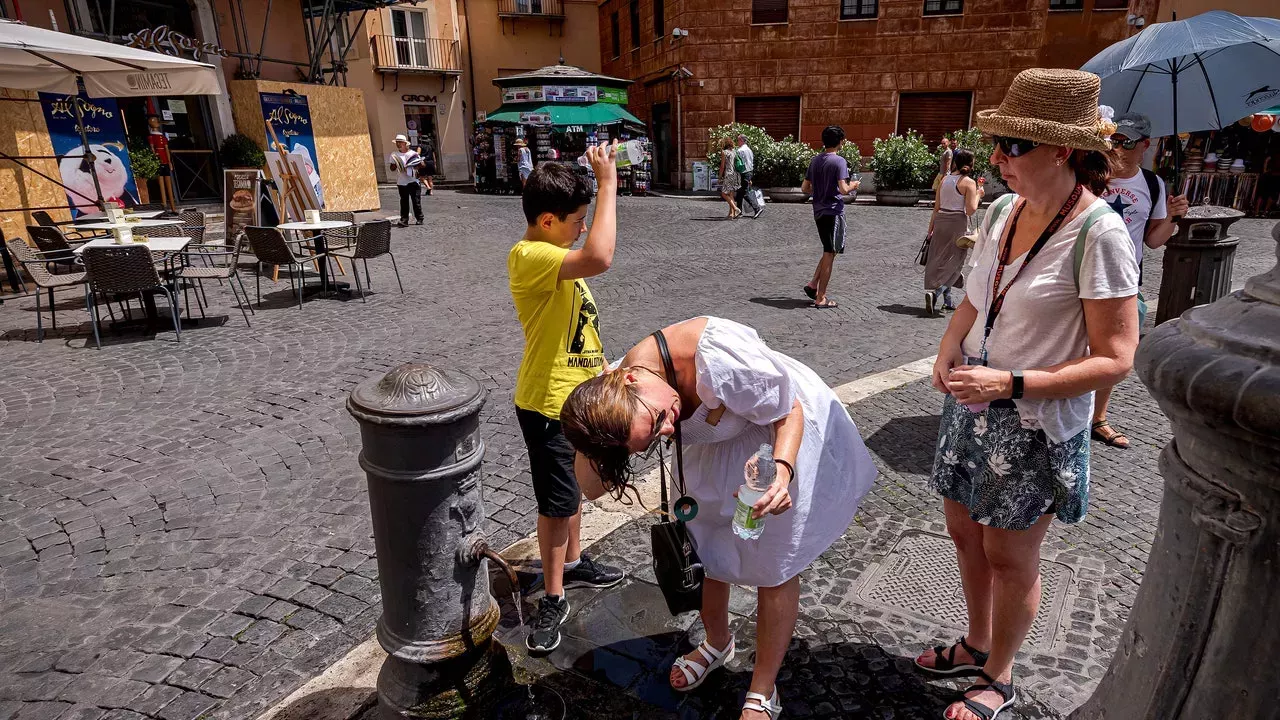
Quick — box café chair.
[328,220,402,303]
[244,226,331,309]
[177,232,253,328]
[5,238,89,342]
[80,245,181,349]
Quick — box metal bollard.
[1153,204,1244,325]
[347,363,515,719]
[1071,223,1280,719]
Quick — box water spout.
[462,537,519,592]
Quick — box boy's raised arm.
[559,140,619,281]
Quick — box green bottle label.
[734,498,760,529]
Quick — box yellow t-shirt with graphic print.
[508,239,605,419]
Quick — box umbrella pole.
[73,96,106,213]
[1170,60,1184,213]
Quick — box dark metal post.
[73,97,106,212]
[347,363,514,719]
[1070,222,1279,719]
[1153,205,1243,325]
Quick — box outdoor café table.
[73,218,184,231]
[276,219,352,295]
[74,209,166,222]
[74,235,191,326]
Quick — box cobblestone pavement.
[492,372,1172,719]
[0,188,1275,720]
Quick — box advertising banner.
[502,86,545,103]
[223,169,261,244]
[598,87,628,104]
[39,92,139,217]
[544,85,598,103]
[260,92,325,206]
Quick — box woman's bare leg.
[669,578,732,689]
[918,499,993,667]
[744,575,800,716]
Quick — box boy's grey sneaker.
[525,594,570,653]
[753,203,765,219]
[563,553,624,589]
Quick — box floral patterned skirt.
[930,395,1091,530]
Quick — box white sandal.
[743,686,782,719]
[670,637,735,692]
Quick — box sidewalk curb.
[254,356,937,720]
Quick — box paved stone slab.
[1,190,1274,720]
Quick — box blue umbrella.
[1081,10,1280,139]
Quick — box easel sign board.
[264,151,321,223]
[223,169,261,244]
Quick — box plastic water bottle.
[577,139,646,169]
[732,444,775,541]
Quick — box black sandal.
[1090,420,1131,449]
[803,285,817,300]
[947,672,1016,720]
[914,636,990,677]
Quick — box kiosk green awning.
[486,102,644,129]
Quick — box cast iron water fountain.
[348,363,559,719]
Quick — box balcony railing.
[497,0,565,18]
[372,35,462,73]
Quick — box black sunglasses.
[636,395,669,460]
[1110,135,1143,151]
[991,135,1041,158]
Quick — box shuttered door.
[896,92,973,146]
[735,96,801,141]
[751,0,788,24]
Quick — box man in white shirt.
[734,134,762,218]
[1091,112,1189,449]
[388,133,423,227]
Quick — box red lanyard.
[980,184,1084,360]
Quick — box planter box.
[766,187,808,203]
[876,189,920,206]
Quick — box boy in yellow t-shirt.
[508,142,624,653]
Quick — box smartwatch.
[1010,370,1025,400]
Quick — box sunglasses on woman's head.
[1110,135,1142,151]
[991,136,1041,158]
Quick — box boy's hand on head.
[588,140,618,185]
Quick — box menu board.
[223,169,261,246]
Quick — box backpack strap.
[1073,204,1116,288]
[981,193,1016,237]
[1140,168,1161,210]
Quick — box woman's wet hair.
[1068,149,1114,195]
[952,148,975,176]
[560,371,642,502]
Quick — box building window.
[840,0,877,19]
[391,8,430,67]
[923,0,961,16]
[735,96,800,140]
[1049,0,1084,9]
[654,0,665,39]
[751,0,788,25]
[630,0,640,48]
[611,11,620,58]
[1093,0,1127,9]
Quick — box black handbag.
[916,231,931,266]
[649,330,704,616]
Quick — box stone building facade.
[598,0,1146,187]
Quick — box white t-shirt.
[389,150,422,186]
[1099,170,1166,264]
[518,147,533,172]
[962,196,1139,443]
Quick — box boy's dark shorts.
[516,407,582,518]
[815,213,846,254]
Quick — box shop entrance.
[651,103,672,187]
[403,104,441,174]
[119,95,222,202]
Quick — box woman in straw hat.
[913,69,1139,720]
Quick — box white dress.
[673,318,877,587]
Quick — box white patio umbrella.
[1081,11,1280,141]
[0,19,220,97]
[0,19,221,211]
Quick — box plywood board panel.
[228,80,379,213]
[0,89,73,243]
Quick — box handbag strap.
[650,330,687,515]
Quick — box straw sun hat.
[976,69,1116,153]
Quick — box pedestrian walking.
[932,137,954,195]
[1090,112,1189,449]
[507,141,625,654]
[717,138,742,219]
[734,134,762,218]
[415,142,437,195]
[800,125,860,309]
[516,138,534,189]
[914,68,1140,720]
[560,316,877,720]
[924,147,984,315]
[388,134,423,227]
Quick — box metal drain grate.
[851,530,1073,650]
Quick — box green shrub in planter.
[219,132,266,168]
[128,145,161,180]
[868,132,934,191]
[835,141,862,174]
[705,122,775,167]
[944,127,1004,186]
[756,139,816,188]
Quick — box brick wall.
[600,0,1133,187]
